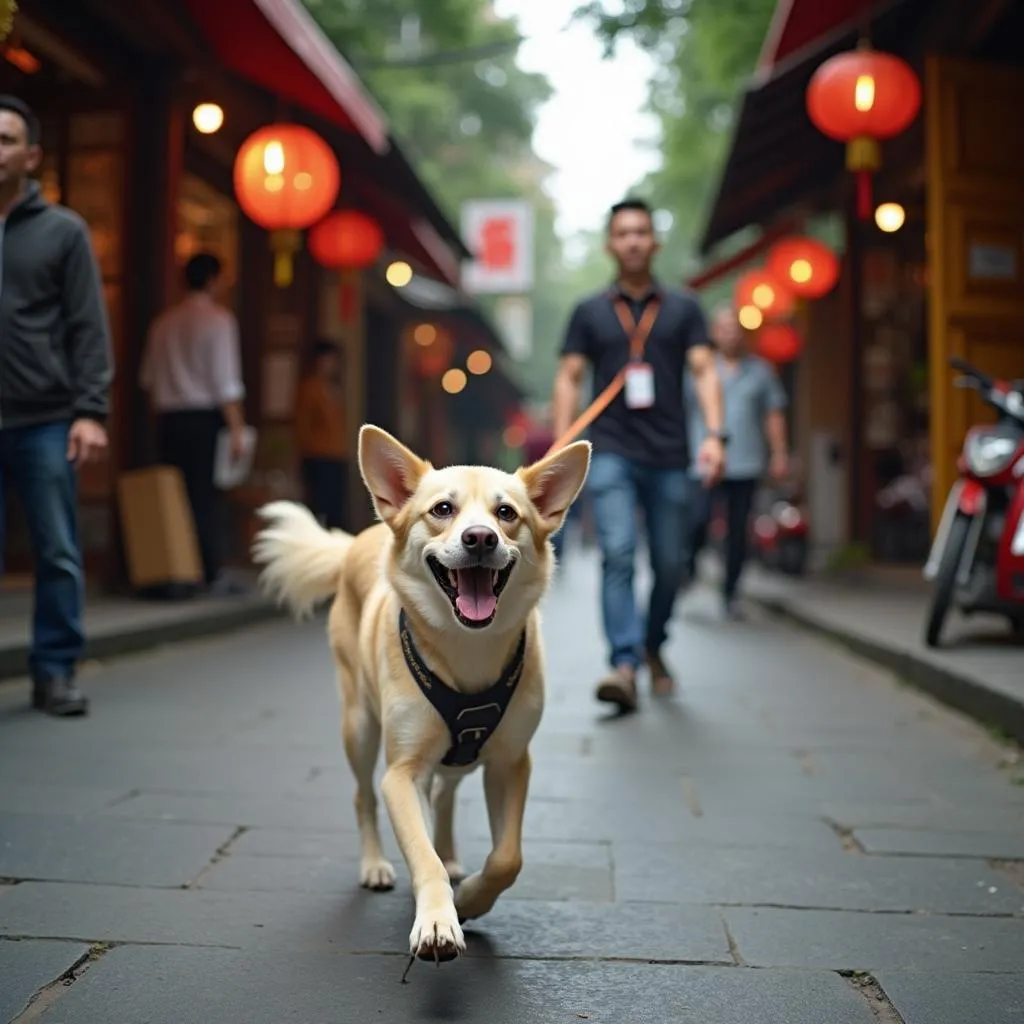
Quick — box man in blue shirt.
[686,303,789,618]
[552,199,726,712]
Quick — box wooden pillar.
[845,206,866,545]
[121,65,183,472]
[107,65,183,587]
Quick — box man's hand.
[698,436,726,487]
[770,450,790,483]
[229,424,247,462]
[67,418,109,465]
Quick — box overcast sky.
[492,0,661,244]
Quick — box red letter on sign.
[480,217,515,270]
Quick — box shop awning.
[685,220,797,291]
[179,0,471,284]
[183,0,390,155]
[698,0,930,255]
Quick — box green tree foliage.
[576,0,777,288]
[303,0,570,400]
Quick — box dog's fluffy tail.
[251,501,353,620]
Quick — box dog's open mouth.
[427,556,515,629]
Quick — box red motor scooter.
[923,357,1024,647]
[752,480,810,576]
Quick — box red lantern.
[234,124,340,287]
[734,268,794,320]
[806,45,921,220]
[766,236,840,300]
[308,209,385,270]
[756,323,803,365]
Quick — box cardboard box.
[117,466,203,590]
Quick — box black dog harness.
[398,609,527,767]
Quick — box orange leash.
[546,296,660,457]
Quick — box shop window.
[175,175,239,310]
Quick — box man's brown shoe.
[646,652,676,697]
[595,666,638,713]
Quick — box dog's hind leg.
[342,693,396,891]
[454,753,530,923]
[431,773,465,884]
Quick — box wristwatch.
[709,430,730,446]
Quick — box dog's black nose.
[462,526,498,552]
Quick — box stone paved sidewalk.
[0,575,277,682]
[741,564,1024,744]
[0,553,1022,1022]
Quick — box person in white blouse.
[140,253,247,595]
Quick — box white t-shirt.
[140,292,245,412]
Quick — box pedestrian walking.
[139,252,247,595]
[295,338,349,530]
[0,95,113,717]
[551,198,726,712]
[686,303,789,618]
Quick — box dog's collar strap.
[398,609,527,768]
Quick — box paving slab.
[35,946,875,1024]
[100,791,354,830]
[823,801,1024,832]
[201,838,615,902]
[0,784,130,818]
[0,813,234,887]
[613,842,1021,913]
[0,940,90,1023]
[875,971,1024,1024]
[744,566,1024,745]
[723,907,1024,971]
[854,826,1024,860]
[0,882,730,962]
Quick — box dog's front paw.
[409,904,465,962]
[360,857,396,891]
[453,872,497,922]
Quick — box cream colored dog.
[252,425,590,963]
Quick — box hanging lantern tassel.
[0,0,17,42]
[846,136,881,221]
[269,229,302,289]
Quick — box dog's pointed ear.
[359,425,430,523]
[518,440,591,530]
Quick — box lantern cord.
[856,171,873,221]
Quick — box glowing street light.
[386,260,413,287]
[192,103,224,134]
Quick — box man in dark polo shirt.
[551,198,726,712]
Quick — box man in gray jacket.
[0,95,113,716]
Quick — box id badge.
[624,362,655,410]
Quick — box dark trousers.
[157,409,223,585]
[302,457,348,531]
[0,421,85,681]
[690,477,758,600]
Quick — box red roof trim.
[412,219,463,290]
[184,0,390,155]
[250,0,390,155]
[758,0,875,74]
[685,220,798,291]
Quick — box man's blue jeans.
[0,421,85,681]
[587,452,691,669]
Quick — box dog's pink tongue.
[455,567,497,622]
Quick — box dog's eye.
[431,501,455,519]
[495,504,519,523]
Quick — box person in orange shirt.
[295,339,348,530]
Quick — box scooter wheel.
[924,512,970,648]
